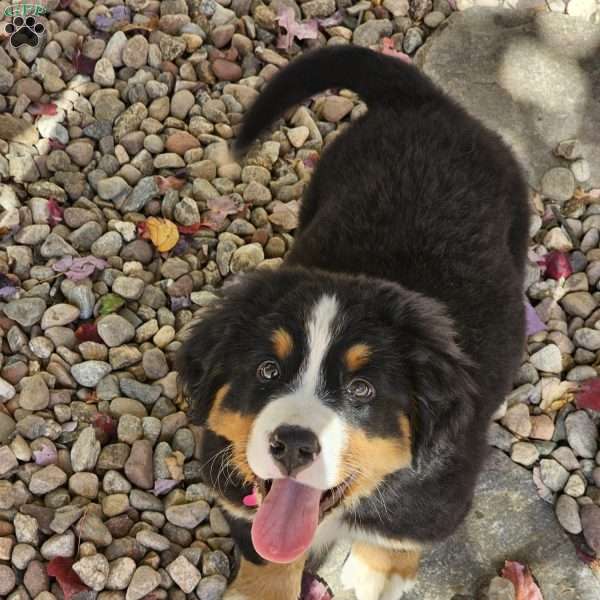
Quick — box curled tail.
[233,45,438,155]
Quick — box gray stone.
[321,451,600,600]
[353,19,393,47]
[3,298,46,327]
[71,426,101,472]
[415,9,600,189]
[565,410,598,458]
[98,314,136,347]
[555,494,582,534]
[167,555,202,593]
[126,565,161,600]
[73,554,110,591]
[119,175,159,213]
[196,574,228,600]
[72,361,112,387]
[529,344,562,374]
[539,458,569,492]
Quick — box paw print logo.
[4,15,45,48]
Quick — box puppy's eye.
[346,378,375,402]
[257,360,280,382]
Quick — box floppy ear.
[381,283,478,464]
[176,308,231,424]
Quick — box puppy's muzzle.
[269,425,321,476]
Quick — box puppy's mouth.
[250,476,352,564]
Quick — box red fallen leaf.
[47,557,89,600]
[92,413,117,440]
[501,561,544,600]
[177,223,203,235]
[137,221,149,239]
[75,322,103,344]
[72,47,97,76]
[276,6,318,50]
[156,175,186,192]
[28,102,58,116]
[537,250,572,280]
[575,377,600,411]
[47,198,64,226]
[49,138,66,150]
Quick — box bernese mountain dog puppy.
[177,46,529,600]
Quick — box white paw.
[340,551,387,600]
[380,574,416,600]
[223,592,249,600]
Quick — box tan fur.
[272,328,294,360]
[342,414,412,501]
[226,555,306,600]
[353,541,421,579]
[344,343,371,372]
[207,384,255,483]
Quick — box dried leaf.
[47,557,89,600]
[49,138,66,150]
[98,293,125,316]
[501,561,544,600]
[171,295,191,311]
[143,217,180,252]
[317,11,344,27]
[177,223,202,235]
[153,478,179,496]
[165,451,185,480]
[95,5,131,31]
[92,413,117,440]
[524,299,546,336]
[276,7,318,50]
[28,102,58,116]
[47,198,64,227]
[72,46,97,76]
[75,322,103,344]
[53,256,108,281]
[156,175,186,192]
[380,37,412,63]
[33,443,57,465]
[202,195,241,230]
[118,15,159,33]
[538,251,572,280]
[575,377,600,411]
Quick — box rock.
[212,58,242,82]
[142,348,169,379]
[72,361,112,387]
[0,114,39,145]
[124,440,154,489]
[107,556,136,590]
[322,451,600,600]
[529,344,562,374]
[29,464,67,494]
[565,411,598,458]
[98,176,131,201]
[41,531,76,559]
[353,19,393,47]
[487,577,516,600]
[231,243,264,273]
[571,158,590,183]
[165,131,201,154]
[71,426,101,472]
[415,9,600,189]
[539,458,569,492]
[561,291,596,318]
[581,504,600,554]
[73,554,110,590]
[167,555,202,593]
[196,574,228,600]
[123,35,149,69]
[500,403,531,438]
[19,374,49,411]
[3,298,46,327]
[120,175,160,213]
[0,446,18,477]
[404,27,424,54]
[166,500,210,527]
[98,314,136,347]
[0,564,16,596]
[41,303,80,329]
[171,89,195,120]
[126,565,161,600]
[510,441,539,467]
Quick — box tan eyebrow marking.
[272,328,294,360]
[344,343,372,372]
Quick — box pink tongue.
[251,478,322,564]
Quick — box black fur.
[178,46,528,562]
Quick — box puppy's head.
[177,267,476,562]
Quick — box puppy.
[177,46,529,600]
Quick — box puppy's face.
[177,268,475,561]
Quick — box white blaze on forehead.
[246,294,347,490]
[298,294,340,397]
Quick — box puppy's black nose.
[269,425,321,476]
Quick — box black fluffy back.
[233,46,437,155]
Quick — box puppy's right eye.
[257,360,280,382]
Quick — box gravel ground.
[0,0,598,598]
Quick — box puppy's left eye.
[257,360,280,382]
[346,378,375,402]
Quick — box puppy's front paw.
[380,574,416,600]
[223,591,250,600]
[341,551,387,600]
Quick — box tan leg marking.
[225,555,305,600]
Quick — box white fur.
[380,574,417,600]
[341,550,388,600]
[246,295,347,490]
